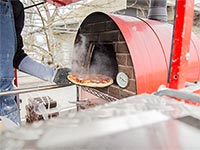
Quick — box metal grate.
[81,87,119,102]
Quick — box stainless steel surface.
[59,118,200,150]
[69,100,91,106]
[1,94,200,149]
[0,84,69,96]
[81,86,118,102]
[155,87,200,103]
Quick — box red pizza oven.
[72,11,200,109]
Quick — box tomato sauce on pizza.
[67,73,113,87]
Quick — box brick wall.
[77,15,136,101]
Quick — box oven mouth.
[73,12,137,101]
[87,43,118,79]
[72,41,118,81]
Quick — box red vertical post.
[168,0,194,89]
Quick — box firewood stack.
[25,96,59,123]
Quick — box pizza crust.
[67,73,113,87]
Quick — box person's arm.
[11,0,27,69]
[11,0,71,85]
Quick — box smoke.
[90,44,118,78]
[71,34,88,73]
[72,35,118,78]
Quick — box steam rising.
[71,35,88,73]
[72,35,118,78]
[90,44,118,78]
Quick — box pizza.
[67,73,113,87]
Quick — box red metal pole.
[168,0,194,89]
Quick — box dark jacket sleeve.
[12,0,27,69]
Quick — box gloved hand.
[53,68,72,85]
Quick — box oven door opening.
[89,43,118,80]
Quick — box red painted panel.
[110,14,169,93]
[190,33,200,79]
[109,13,200,94]
[77,12,200,94]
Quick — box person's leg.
[0,95,21,126]
[0,0,21,125]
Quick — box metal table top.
[1,94,200,149]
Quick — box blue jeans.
[0,0,20,125]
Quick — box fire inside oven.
[73,12,136,109]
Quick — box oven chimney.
[147,0,168,22]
